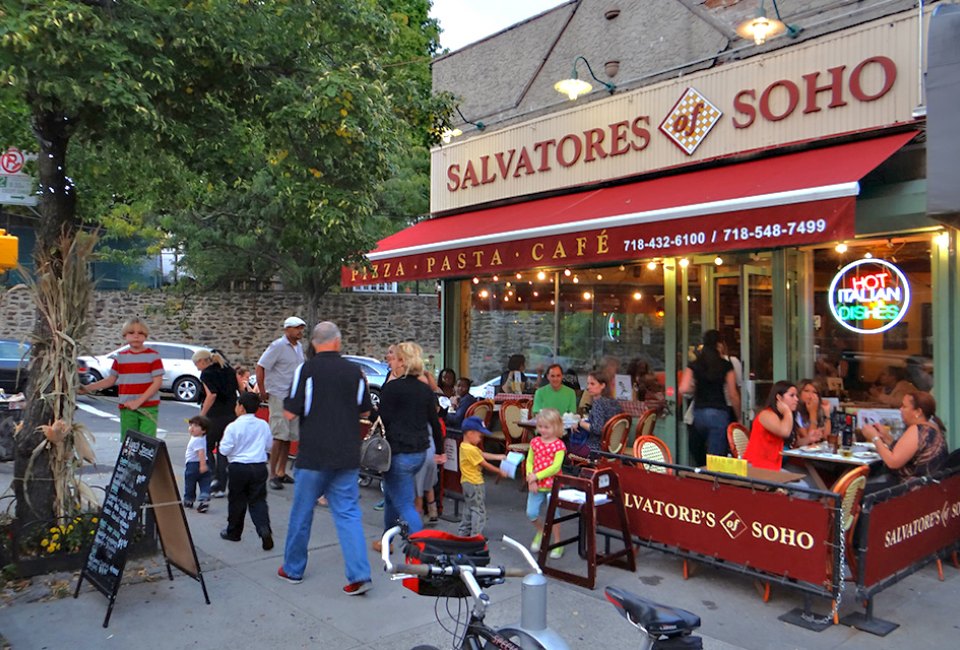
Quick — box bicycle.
[380,525,703,650]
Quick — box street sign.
[0,172,38,206]
[1,148,25,174]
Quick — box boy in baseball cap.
[458,416,507,537]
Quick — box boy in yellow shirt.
[458,416,506,537]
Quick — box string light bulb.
[632,291,642,300]
[647,261,657,271]
[835,242,848,254]
[583,291,592,301]
[679,258,690,268]
[714,256,723,266]
[537,271,546,281]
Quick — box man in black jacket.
[277,321,373,595]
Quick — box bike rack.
[539,466,636,589]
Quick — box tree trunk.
[13,110,77,525]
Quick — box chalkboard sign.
[75,430,209,627]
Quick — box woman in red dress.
[744,381,800,471]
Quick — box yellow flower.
[92,517,98,523]
[49,526,58,534]
[41,538,49,547]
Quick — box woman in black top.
[192,349,240,495]
[678,330,740,466]
[378,341,442,536]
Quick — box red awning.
[343,132,915,286]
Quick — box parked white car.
[79,341,210,402]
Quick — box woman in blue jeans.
[679,330,741,466]
[374,341,443,549]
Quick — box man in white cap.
[257,316,306,489]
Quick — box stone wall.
[0,289,440,367]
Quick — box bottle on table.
[840,414,854,457]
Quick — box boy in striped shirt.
[79,318,164,438]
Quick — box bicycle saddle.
[604,586,701,635]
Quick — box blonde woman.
[192,349,240,497]
[374,341,442,548]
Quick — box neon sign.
[828,258,910,334]
[606,313,622,342]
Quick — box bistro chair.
[632,409,658,453]
[632,435,673,474]
[600,413,632,455]
[499,401,532,453]
[831,465,870,573]
[464,399,494,429]
[727,422,750,459]
[498,400,531,482]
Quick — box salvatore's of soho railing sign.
[828,257,910,334]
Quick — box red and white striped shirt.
[110,348,164,408]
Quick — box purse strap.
[361,416,386,440]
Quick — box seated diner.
[743,381,800,471]
[532,364,577,415]
[861,391,948,490]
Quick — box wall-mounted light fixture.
[735,0,800,46]
[440,105,486,143]
[554,56,616,101]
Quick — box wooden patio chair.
[727,422,750,459]
[600,413,632,455]
[632,435,673,474]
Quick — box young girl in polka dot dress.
[525,408,567,559]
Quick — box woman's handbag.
[360,417,392,473]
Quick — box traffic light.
[0,229,18,271]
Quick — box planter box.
[8,511,158,578]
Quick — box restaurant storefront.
[344,7,959,461]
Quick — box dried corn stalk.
[17,232,100,518]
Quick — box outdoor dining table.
[781,441,883,491]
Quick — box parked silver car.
[343,355,389,410]
[79,341,210,402]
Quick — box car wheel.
[80,369,101,385]
[369,386,381,412]
[173,376,200,402]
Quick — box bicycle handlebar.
[391,562,529,578]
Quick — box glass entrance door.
[715,260,773,423]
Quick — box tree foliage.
[0,0,450,522]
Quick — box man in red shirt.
[79,318,164,438]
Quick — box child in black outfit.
[219,392,274,550]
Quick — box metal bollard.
[520,572,549,631]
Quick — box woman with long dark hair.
[192,349,240,497]
[743,381,799,471]
[678,330,741,465]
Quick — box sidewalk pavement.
[1,452,958,649]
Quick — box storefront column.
[795,250,815,380]
[664,258,681,463]
[441,280,464,375]
[772,250,789,382]
[932,229,958,447]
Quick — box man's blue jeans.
[383,451,426,535]
[281,467,370,583]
